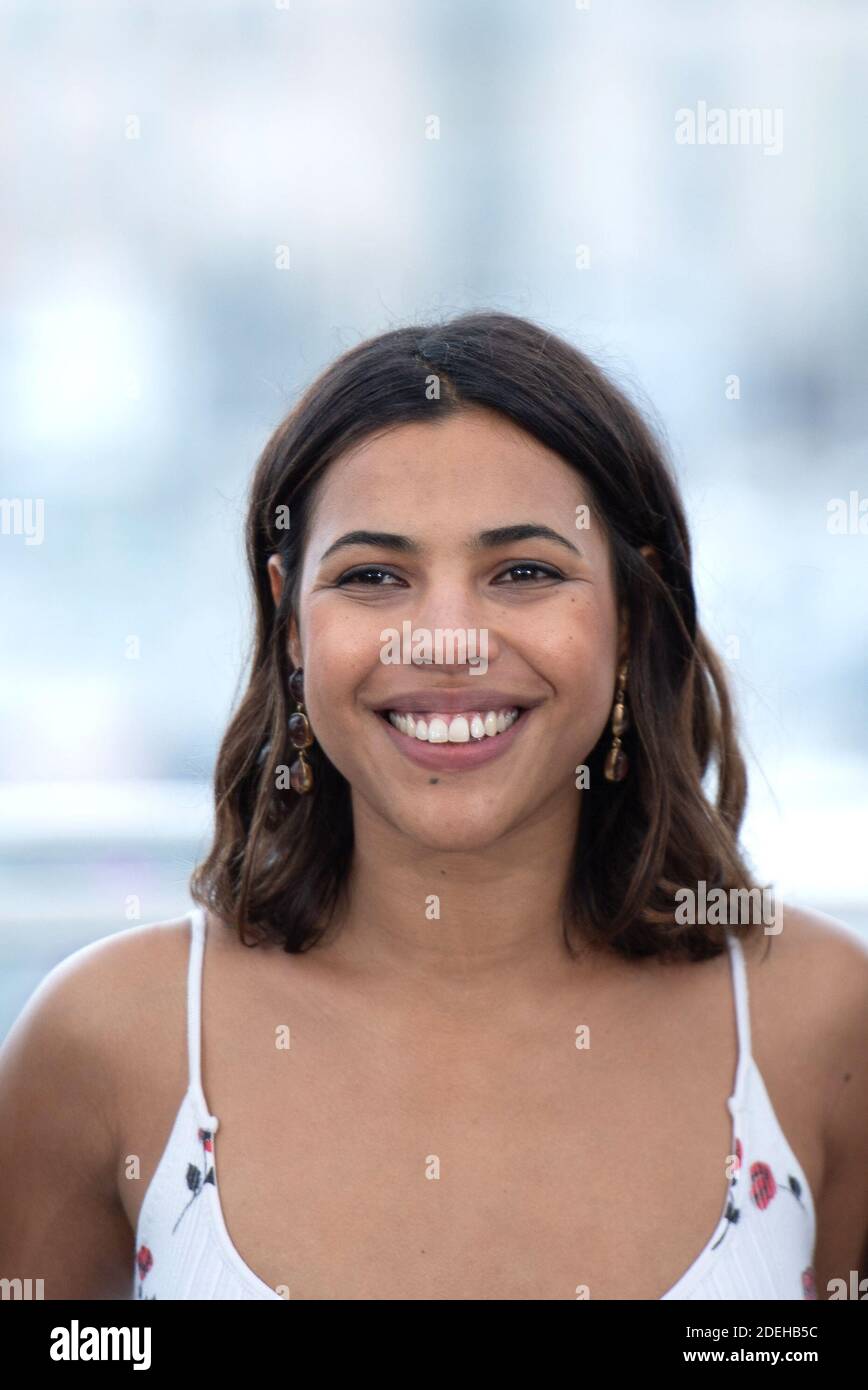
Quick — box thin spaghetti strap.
[725,931,752,1108]
[186,906,220,1131]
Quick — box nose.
[414,577,479,630]
[401,579,501,671]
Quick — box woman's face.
[270,406,627,851]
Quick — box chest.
[124,953,823,1301]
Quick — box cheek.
[297,607,379,746]
[527,592,620,739]
[524,586,619,670]
[563,652,617,750]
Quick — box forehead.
[306,407,601,538]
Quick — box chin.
[375,793,525,853]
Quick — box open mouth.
[374,703,532,771]
[378,705,522,744]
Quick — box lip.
[370,688,539,715]
[374,705,532,771]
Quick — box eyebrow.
[319,523,583,564]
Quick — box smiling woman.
[1,311,866,1304]
[194,311,759,960]
[169,313,863,1298]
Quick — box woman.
[0,311,865,1301]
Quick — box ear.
[267,554,284,608]
[268,555,303,669]
[638,542,662,576]
[288,613,302,671]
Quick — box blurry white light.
[6,679,123,781]
[18,299,147,442]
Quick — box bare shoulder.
[1,917,194,1078]
[745,902,868,1085]
[745,903,868,1283]
[776,905,868,1140]
[1,914,194,1069]
[745,900,868,1030]
[0,912,196,1297]
[0,914,198,1149]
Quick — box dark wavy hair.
[190,310,766,962]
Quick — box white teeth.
[386,708,520,743]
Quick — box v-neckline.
[193,1079,749,1302]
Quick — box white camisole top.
[133,907,819,1300]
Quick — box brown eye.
[494,564,563,583]
[336,567,404,587]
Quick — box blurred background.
[1,0,866,1038]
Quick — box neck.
[321,790,601,1010]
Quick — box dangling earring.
[287,667,314,794]
[603,660,629,782]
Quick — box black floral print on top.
[173,1127,216,1234]
[134,1128,216,1298]
[710,1136,743,1250]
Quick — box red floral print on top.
[750,1161,777,1209]
[135,1244,155,1300]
